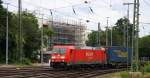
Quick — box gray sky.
[2,0,150,37]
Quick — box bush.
[22,58,32,65]
[14,58,32,67]
[144,61,150,66]
[144,65,150,73]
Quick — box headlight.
[60,56,65,59]
[51,56,56,59]
[101,47,106,51]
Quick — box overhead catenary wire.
[3,1,150,30]
[2,3,74,20]
[4,2,146,29]
[3,0,90,17]
[61,0,95,15]
[2,0,127,22]
[2,3,48,18]
[22,0,87,10]
[140,22,150,24]
[3,0,149,34]
[3,0,113,24]
[21,0,96,11]
[72,7,77,15]
[21,0,108,19]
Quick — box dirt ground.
[93,72,121,78]
[144,74,150,78]
[93,72,150,78]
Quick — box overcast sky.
[2,0,150,37]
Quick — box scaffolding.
[48,19,86,47]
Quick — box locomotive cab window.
[52,48,66,54]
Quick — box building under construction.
[48,20,87,48]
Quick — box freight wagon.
[106,46,132,67]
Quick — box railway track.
[0,66,126,78]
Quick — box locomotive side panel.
[70,49,106,65]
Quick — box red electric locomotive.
[50,45,107,68]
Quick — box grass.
[15,63,32,68]
[144,64,150,78]
[144,64,150,73]
[95,72,121,78]
[120,71,128,78]
[13,58,33,68]
[96,71,149,78]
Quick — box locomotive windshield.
[52,48,66,54]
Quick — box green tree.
[86,17,133,47]
[21,11,41,61]
[43,26,54,46]
[86,31,99,47]
[0,0,7,63]
[43,27,53,37]
[139,35,150,57]
[0,0,18,63]
[86,30,106,47]
[113,17,133,46]
[0,1,45,63]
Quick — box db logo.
[86,52,93,56]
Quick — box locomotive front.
[50,47,67,67]
[49,45,75,68]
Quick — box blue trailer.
[107,46,132,67]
